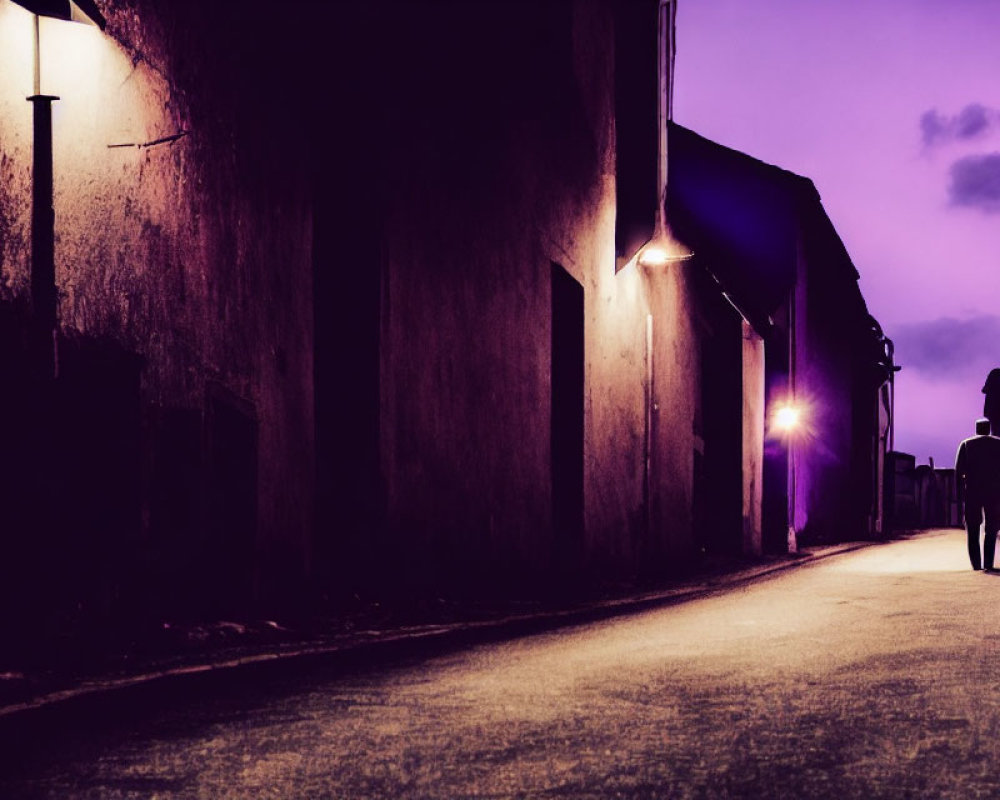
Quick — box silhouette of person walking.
[955,418,1000,571]
[984,369,1000,435]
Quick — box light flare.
[769,396,817,442]
[775,404,801,431]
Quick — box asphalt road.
[3,529,999,799]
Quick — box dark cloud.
[921,103,999,147]
[920,110,947,147]
[948,153,1000,212]
[956,103,991,138]
[893,315,1000,377]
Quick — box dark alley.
[0,0,992,796]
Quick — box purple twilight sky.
[673,0,1000,468]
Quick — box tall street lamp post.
[774,402,803,553]
[11,0,106,379]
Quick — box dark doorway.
[691,266,743,560]
[700,307,743,557]
[205,385,258,614]
[551,263,584,574]
[149,407,204,617]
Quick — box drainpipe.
[643,1,672,544]
[655,0,678,230]
[645,313,654,542]
[641,0,692,261]
[657,0,670,211]
[885,337,897,452]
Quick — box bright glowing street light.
[774,404,801,433]
[10,0,106,378]
[772,400,804,554]
[13,1,105,92]
[636,228,694,270]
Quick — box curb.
[0,539,877,723]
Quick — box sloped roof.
[666,122,860,333]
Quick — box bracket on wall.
[108,130,189,149]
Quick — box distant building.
[668,123,896,548]
[884,452,961,531]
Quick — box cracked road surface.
[3,529,1000,798]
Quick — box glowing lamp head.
[774,404,801,432]
[636,226,694,270]
[637,244,673,269]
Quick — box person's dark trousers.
[985,528,998,571]
[967,499,984,569]
[984,498,1000,569]
[967,526,983,570]
[966,497,1000,570]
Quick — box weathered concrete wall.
[370,2,569,590]
[1,0,723,620]
[0,0,315,615]
[372,0,633,589]
[577,2,705,581]
[646,264,701,565]
[346,0,708,593]
[576,0,654,576]
[586,254,705,578]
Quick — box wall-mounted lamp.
[636,226,694,270]
[638,0,692,272]
[11,0,106,379]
